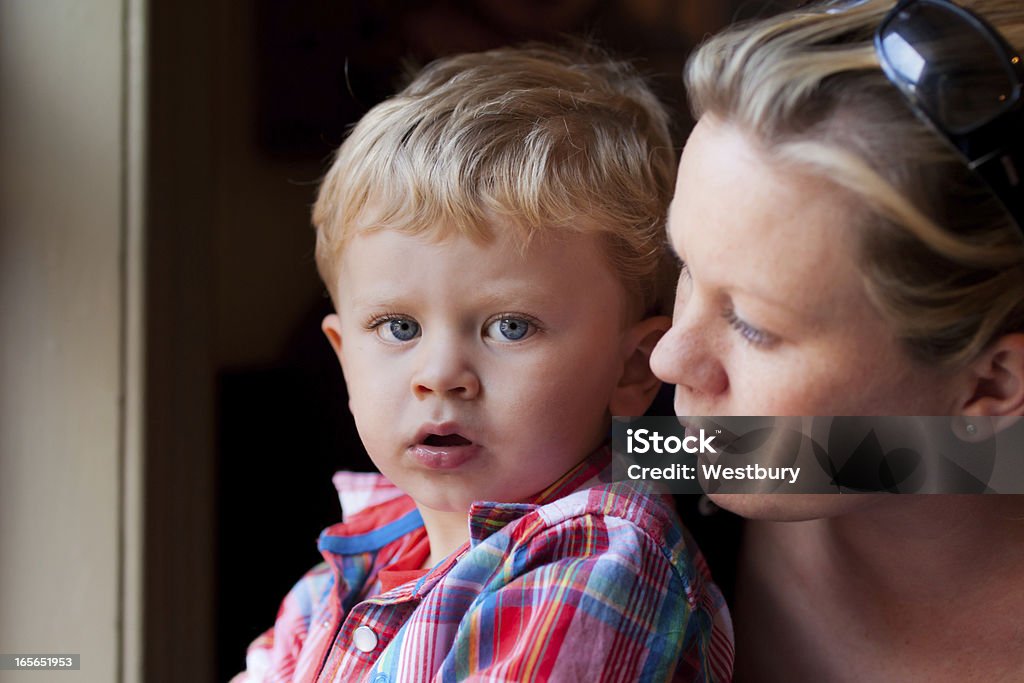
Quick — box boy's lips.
[408,423,480,470]
[422,433,472,447]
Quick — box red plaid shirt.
[235,451,733,682]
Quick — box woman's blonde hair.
[687,0,1024,366]
[313,44,678,318]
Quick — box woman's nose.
[650,316,729,399]
[410,337,481,400]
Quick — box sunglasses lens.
[878,1,1018,133]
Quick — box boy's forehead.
[342,213,606,263]
[347,222,494,252]
[340,195,626,276]
[337,225,626,302]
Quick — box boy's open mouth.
[422,433,472,447]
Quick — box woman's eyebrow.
[667,238,684,264]
[664,200,690,263]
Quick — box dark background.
[143,2,796,680]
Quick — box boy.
[237,45,732,682]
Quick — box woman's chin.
[707,493,886,522]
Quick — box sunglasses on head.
[874,0,1024,235]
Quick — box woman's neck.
[733,496,1024,683]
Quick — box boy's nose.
[410,341,481,400]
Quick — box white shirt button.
[352,625,378,653]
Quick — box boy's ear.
[958,333,1024,431]
[610,315,672,417]
[322,313,344,361]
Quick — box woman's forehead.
[670,118,868,324]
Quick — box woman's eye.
[724,308,778,348]
[485,317,534,342]
[375,317,420,342]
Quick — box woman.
[651,0,1024,680]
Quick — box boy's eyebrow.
[348,280,556,310]
[474,277,565,303]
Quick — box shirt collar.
[466,445,611,545]
[332,470,407,519]
[323,445,612,553]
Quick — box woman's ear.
[610,315,672,417]
[322,313,344,361]
[960,333,1024,428]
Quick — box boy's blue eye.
[376,317,420,342]
[485,317,533,342]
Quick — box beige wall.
[0,1,143,681]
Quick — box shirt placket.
[317,588,422,682]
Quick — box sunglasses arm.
[969,136,1024,237]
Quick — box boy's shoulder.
[478,449,686,542]
[450,472,733,682]
[468,475,705,582]
[474,475,680,542]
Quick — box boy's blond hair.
[313,44,677,318]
